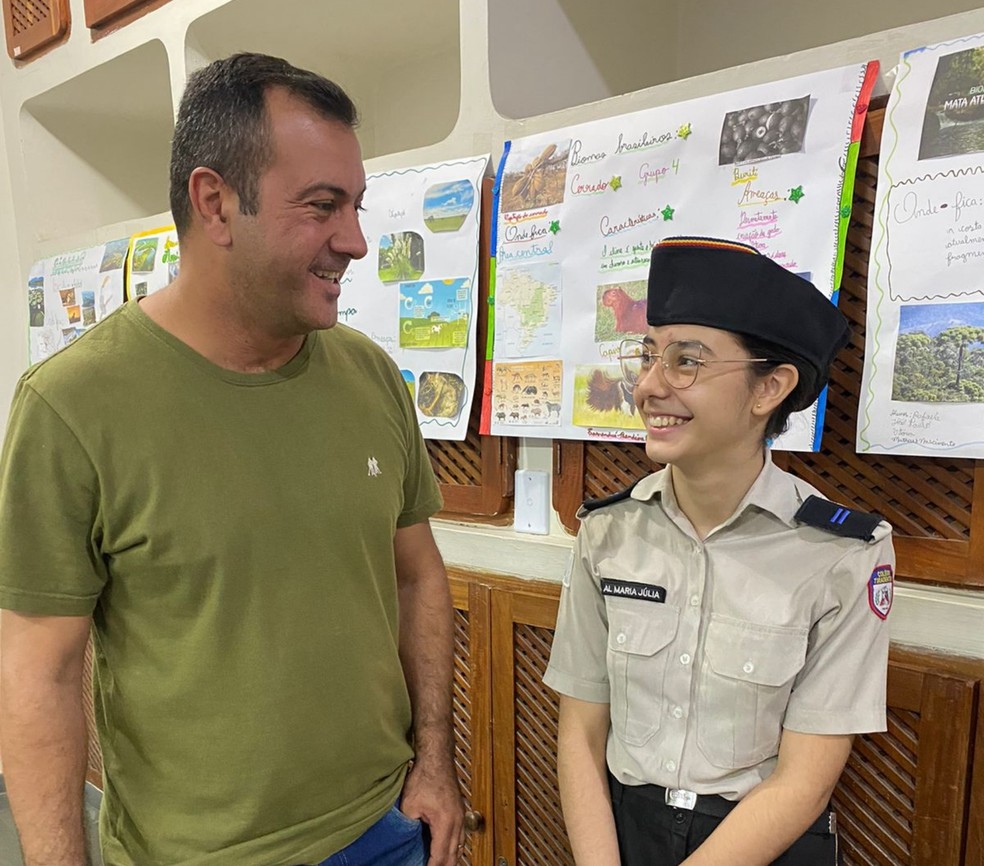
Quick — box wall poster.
[482,62,878,452]
[860,32,984,458]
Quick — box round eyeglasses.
[617,339,770,390]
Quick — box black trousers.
[609,775,839,866]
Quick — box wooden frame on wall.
[552,105,984,591]
[2,0,69,61]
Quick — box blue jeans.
[315,803,427,866]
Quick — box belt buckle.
[664,788,697,810]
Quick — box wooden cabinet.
[81,570,983,864]
[448,569,984,866]
[83,0,168,29]
[1,0,68,61]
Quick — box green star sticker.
[676,122,693,140]
[609,175,622,191]
[661,205,675,221]
[840,204,852,218]
[789,185,805,204]
[548,220,561,235]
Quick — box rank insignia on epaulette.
[793,495,882,541]
[581,482,639,513]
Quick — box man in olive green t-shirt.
[0,54,464,866]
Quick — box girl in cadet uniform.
[544,236,895,866]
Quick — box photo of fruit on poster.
[718,96,811,164]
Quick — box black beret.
[647,236,850,401]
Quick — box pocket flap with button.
[607,602,679,655]
[704,614,807,686]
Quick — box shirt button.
[672,706,684,719]
[680,653,692,665]
[665,760,676,772]
[689,594,700,607]
[616,633,627,645]
[743,661,755,674]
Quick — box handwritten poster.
[28,239,128,364]
[860,33,984,457]
[482,63,877,452]
[344,155,489,440]
[125,225,180,299]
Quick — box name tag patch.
[868,564,894,620]
[601,578,666,603]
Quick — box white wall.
[675,0,984,83]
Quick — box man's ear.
[752,363,799,419]
[187,167,236,248]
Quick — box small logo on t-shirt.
[367,457,382,477]
[601,578,666,603]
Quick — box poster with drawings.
[482,62,877,452]
[126,225,180,299]
[342,155,489,440]
[27,239,129,364]
[859,32,984,458]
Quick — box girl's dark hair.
[734,334,822,441]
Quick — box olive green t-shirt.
[0,300,443,866]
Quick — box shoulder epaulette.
[581,481,640,513]
[793,495,883,541]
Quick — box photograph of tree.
[892,302,984,402]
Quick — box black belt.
[610,777,837,836]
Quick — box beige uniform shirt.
[544,458,894,800]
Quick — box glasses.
[617,339,770,390]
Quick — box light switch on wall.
[515,469,550,535]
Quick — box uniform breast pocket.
[606,602,679,747]
[697,614,808,769]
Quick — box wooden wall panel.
[491,586,575,866]
[2,0,68,60]
[449,576,495,865]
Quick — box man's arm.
[393,521,464,866]
[1,610,92,866]
[682,730,854,866]
[557,695,621,866]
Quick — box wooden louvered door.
[490,584,575,866]
[82,637,104,787]
[832,661,977,865]
[475,575,982,866]
[2,0,68,60]
[449,575,495,866]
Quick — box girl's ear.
[752,363,798,419]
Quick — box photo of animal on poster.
[499,139,571,213]
[492,360,563,426]
[595,280,648,342]
[572,364,645,431]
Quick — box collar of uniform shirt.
[628,448,806,533]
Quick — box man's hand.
[400,757,464,866]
